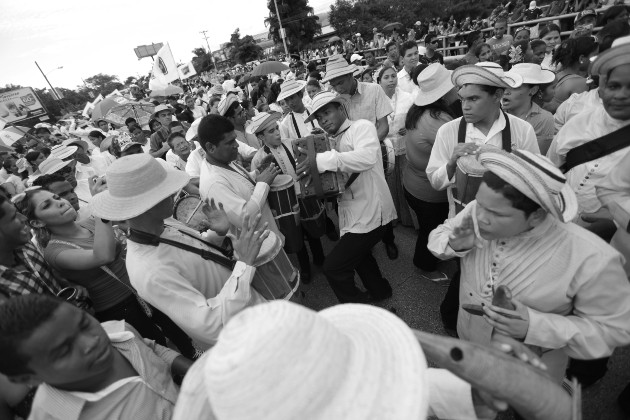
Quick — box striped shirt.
[29,321,180,420]
[428,200,630,362]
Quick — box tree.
[191,47,215,74]
[226,29,263,65]
[80,73,123,96]
[265,0,322,52]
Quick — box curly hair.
[14,188,52,247]
[552,37,598,68]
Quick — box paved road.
[298,223,630,420]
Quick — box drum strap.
[127,228,236,270]
[263,144,296,170]
[457,112,512,152]
[290,111,315,138]
[307,136,326,199]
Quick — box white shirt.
[315,119,397,236]
[279,107,319,143]
[185,140,256,178]
[166,151,187,171]
[426,112,540,192]
[550,105,630,215]
[397,67,419,97]
[553,88,601,135]
[125,220,265,349]
[222,79,236,92]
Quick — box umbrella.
[328,36,342,43]
[250,61,289,76]
[383,22,403,31]
[91,96,131,122]
[149,85,184,97]
[102,102,156,128]
[0,125,32,146]
[240,72,253,85]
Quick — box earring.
[537,90,544,100]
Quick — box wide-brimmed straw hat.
[245,112,282,135]
[172,301,428,420]
[304,91,349,123]
[16,158,30,174]
[209,84,225,97]
[590,35,630,78]
[186,118,202,142]
[452,62,523,89]
[90,154,189,221]
[62,138,90,153]
[152,104,173,118]
[49,144,77,160]
[414,63,454,106]
[218,96,239,117]
[505,63,555,85]
[39,157,73,176]
[322,54,356,83]
[277,79,307,102]
[479,149,578,223]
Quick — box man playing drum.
[90,154,271,350]
[425,62,540,334]
[249,112,325,285]
[296,92,396,304]
[427,148,630,381]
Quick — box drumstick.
[412,329,575,420]
[187,200,204,225]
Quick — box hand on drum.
[201,198,230,236]
[448,214,476,251]
[448,143,480,166]
[233,213,270,266]
[255,162,281,185]
[295,147,314,186]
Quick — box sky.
[0,0,335,91]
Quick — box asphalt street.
[298,223,630,420]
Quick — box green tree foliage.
[226,29,263,65]
[265,0,322,52]
[191,47,216,73]
[80,73,123,96]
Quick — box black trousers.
[323,225,391,302]
[440,267,461,331]
[296,231,325,272]
[382,221,395,245]
[404,189,449,271]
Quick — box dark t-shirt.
[424,52,444,65]
[523,8,542,21]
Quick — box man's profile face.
[474,182,537,240]
[601,64,630,121]
[47,180,80,211]
[208,130,239,163]
[16,303,114,390]
[0,201,31,248]
[329,74,354,95]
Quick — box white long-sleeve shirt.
[428,201,630,363]
[125,220,265,349]
[315,119,396,236]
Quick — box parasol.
[149,85,184,97]
[0,125,32,146]
[102,102,156,128]
[383,22,403,31]
[250,61,290,76]
[91,96,131,122]
[328,36,342,43]
[240,72,253,85]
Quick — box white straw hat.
[479,148,578,223]
[304,91,349,123]
[90,154,189,221]
[152,104,173,118]
[217,96,239,117]
[350,53,363,63]
[186,118,202,142]
[276,79,307,102]
[245,112,282,135]
[452,62,523,89]
[414,63,454,106]
[505,63,555,85]
[39,157,73,176]
[49,144,78,160]
[322,54,356,83]
[172,301,428,420]
[590,35,630,78]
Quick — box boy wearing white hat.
[428,148,630,380]
[276,79,320,142]
[91,154,271,349]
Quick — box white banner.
[151,43,179,85]
[178,62,197,79]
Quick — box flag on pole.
[152,44,179,84]
[178,62,197,79]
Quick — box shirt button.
[579,183,584,187]
[492,263,497,266]
[585,176,589,180]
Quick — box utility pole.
[200,30,218,70]
[34,61,62,100]
[273,0,289,56]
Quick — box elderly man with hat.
[149,104,176,159]
[90,153,271,349]
[428,148,630,381]
[550,36,630,234]
[296,92,396,303]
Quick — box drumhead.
[270,174,295,191]
[253,230,282,266]
[174,195,203,223]
[383,138,395,176]
[456,154,486,176]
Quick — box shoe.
[370,278,393,301]
[384,242,398,260]
[300,270,312,285]
[419,270,449,282]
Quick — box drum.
[453,154,487,214]
[382,138,395,177]
[268,175,303,253]
[173,195,207,231]
[293,134,347,199]
[299,197,326,238]
[251,231,300,300]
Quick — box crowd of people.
[1,2,630,420]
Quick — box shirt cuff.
[315,150,338,173]
[427,368,477,420]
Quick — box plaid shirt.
[0,242,64,298]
